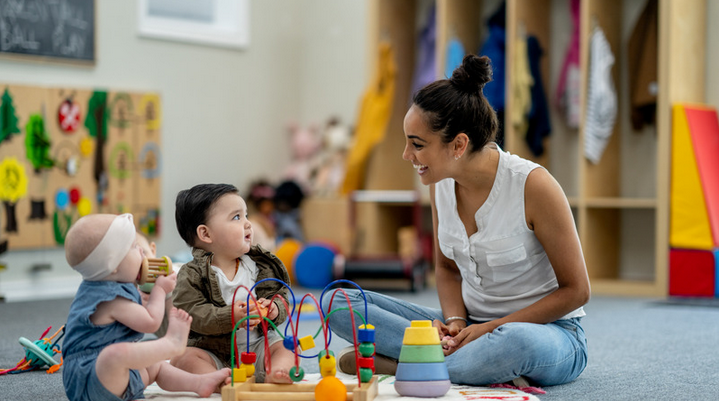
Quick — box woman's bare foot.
[196,368,231,397]
[266,367,292,384]
[164,307,191,358]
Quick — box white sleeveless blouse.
[435,145,585,321]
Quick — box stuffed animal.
[283,122,322,194]
[313,117,353,197]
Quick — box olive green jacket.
[173,245,291,365]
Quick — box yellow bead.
[232,367,247,382]
[410,320,432,328]
[299,335,315,351]
[358,323,375,330]
[315,376,347,401]
[319,354,336,377]
[241,363,255,377]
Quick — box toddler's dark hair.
[412,54,498,152]
[175,183,239,247]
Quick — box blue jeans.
[322,289,587,386]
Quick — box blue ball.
[294,244,336,289]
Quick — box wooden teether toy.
[137,256,172,285]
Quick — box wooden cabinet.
[357,0,706,296]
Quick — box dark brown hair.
[175,183,239,247]
[412,55,498,152]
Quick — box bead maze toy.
[394,320,451,398]
[221,279,378,401]
[0,325,65,375]
[136,256,172,292]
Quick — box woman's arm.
[430,184,468,337]
[447,168,590,351]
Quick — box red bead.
[358,357,374,369]
[241,352,256,364]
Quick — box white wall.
[0,0,367,301]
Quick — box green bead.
[317,349,335,362]
[358,342,375,358]
[289,366,305,382]
[359,367,373,383]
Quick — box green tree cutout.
[85,91,109,203]
[25,114,54,171]
[1,88,21,144]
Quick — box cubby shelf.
[304,0,705,298]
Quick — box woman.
[325,54,589,387]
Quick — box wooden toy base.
[221,375,378,401]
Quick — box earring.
[454,154,460,161]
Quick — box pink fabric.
[555,0,580,109]
[490,383,547,395]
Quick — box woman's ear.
[196,225,212,244]
[453,133,469,159]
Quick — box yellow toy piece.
[241,363,255,377]
[670,104,714,250]
[315,376,347,401]
[359,324,375,330]
[402,320,440,345]
[298,335,315,351]
[319,354,337,377]
[233,366,247,383]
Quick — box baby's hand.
[233,301,261,330]
[257,298,277,320]
[154,272,177,294]
[441,335,453,351]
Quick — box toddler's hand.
[233,301,261,330]
[155,272,177,294]
[258,298,278,320]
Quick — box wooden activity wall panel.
[0,84,162,250]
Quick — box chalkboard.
[0,0,95,63]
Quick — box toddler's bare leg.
[170,347,219,374]
[95,308,191,396]
[265,341,295,384]
[147,362,230,397]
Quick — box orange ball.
[275,238,303,283]
[315,376,346,401]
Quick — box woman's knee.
[321,288,360,315]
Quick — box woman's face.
[402,105,453,185]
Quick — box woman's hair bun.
[450,54,493,93]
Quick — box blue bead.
[283,336,297,351]
[358,328,375,343]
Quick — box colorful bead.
[298,335,315,351]
[240,352,256,364]
[232,366,247,382]
[283,336,297,351]
[289,365,305,382]
[359,367,373,383]
[358,342,375,357]
[315,376,347,401]
[319,354,337,377]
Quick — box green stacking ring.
[399,344,445,363]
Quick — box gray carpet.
[1,289,718,401]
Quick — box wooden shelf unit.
[337,0,706,297]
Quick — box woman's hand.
[441,322,495,355]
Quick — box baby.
[62,213,229,401]
[170,183,295,383]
